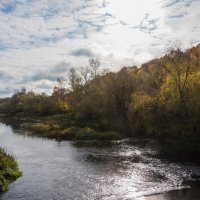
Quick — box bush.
[0,175,7,192]
[29,123,60,133]
[4,167,21,180]
[60,127,81,140]
[27,122,122,141]
[59,127,122,141]
[75,127,99,140]
[0,148,21,192]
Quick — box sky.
[0,0,200,97]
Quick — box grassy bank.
[0,148,21,193]
[0,114,123,141]
[28,123,122,141]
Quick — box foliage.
[29,123,60,133]
[0,148,21,192]
[1,45,200,140]
[0,90,66,116]
[27,123,122,141]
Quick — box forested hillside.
[1,45,200,140]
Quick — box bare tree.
[56,77,67,106]
[68,68,81,91]
[80,66,90,84]
[88,58,100,79]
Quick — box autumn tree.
[163,46,193,118]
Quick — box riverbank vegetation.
[0,44,200,141]
[0,148,21,192]
[26,123,121,140]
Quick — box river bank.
[0,115,123,141]
[0,148,21,193]
[1,115,200,164]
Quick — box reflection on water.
[0,123,200,200]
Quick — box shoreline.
[1,116,200,164]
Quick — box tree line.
[1,44,200,140]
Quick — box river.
[0,122,200,200]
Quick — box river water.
[0,122,200,200]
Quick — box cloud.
[71,48,94,57]
[132,14,159,34]
[163,0,200,45]
[0,0,199,97]
[18,62,69,84]
[169,11,187,19]
[0,70,13,80]
[0,87,14,97]
[162,0,194,8]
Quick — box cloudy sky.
[0,0,200,97]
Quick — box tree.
[68,68,81,91]
[104,68,135,133]
[164,46,192,117]
[80,66,90,84]
[88,58,100,79]
[56,77,67,107]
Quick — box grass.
[18,113,123,141]
[0,148,21,193]
[29,123,60,133]
[60,127,122,141]
[59,127,81,140]
[75,127,100,140]
[27,122,122,141]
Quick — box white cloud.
[103,0,163,25]
[0,0,199,96]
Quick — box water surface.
[0,123,200,200]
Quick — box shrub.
[29,123,60,133]
[0,175,7,192]
[75,127,99,140]
[60,127,81,140]
[0,148,21,192]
